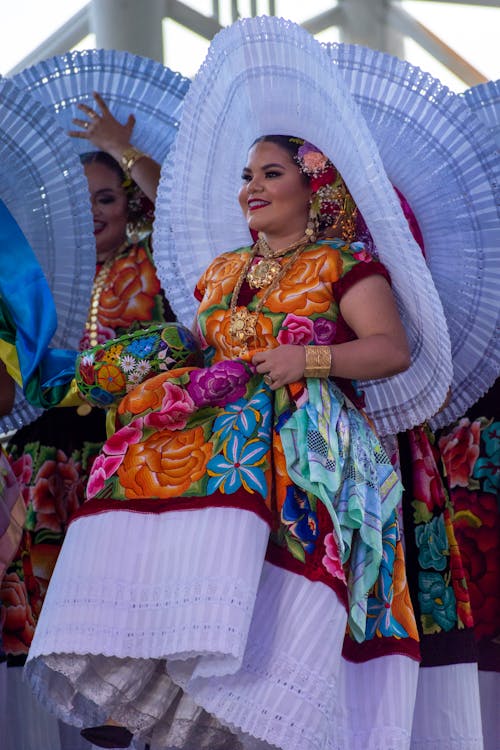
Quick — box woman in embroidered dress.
[0,97,175,750]
[23,128,424,749]
[16,17,454,750]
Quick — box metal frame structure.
[6,1,499,86]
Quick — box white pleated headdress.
[0,77,95,432]
[12,49,190,163]
[463,78,500,148]
[154,15,452,436]
[325,45,500,430]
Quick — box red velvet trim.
[265,544,349,609]
[342,633,421,663]
[194,286,203,302]
[71,490,273,527]
[332,260,391,302]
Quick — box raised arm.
[68,91,161,203]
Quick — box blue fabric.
[0,199,76,398]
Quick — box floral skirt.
[400,380,499,750]
[0,406,105,661]
[25,363,421,749]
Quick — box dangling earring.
[305,198,319,243]
[340,195,357,244]
[126,221,141,244]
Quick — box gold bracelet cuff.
[303,345,332,378]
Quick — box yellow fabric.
[106,405,118,438]
[0,340,22,387]
[57,379,86,408]
[0,340,82,408]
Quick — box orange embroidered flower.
[96,364,126,393]
[204,309,276,360]
[0,571,37,654]
[118,369,194,419]
[266,247,342,315]
[198,252,250,308]
[273,438,290,513]
[99,245,161,330]
[390,540,419,641]
[118,426,212,499]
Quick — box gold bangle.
[303,345,332,378]
[120,146,147,179]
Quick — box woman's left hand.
[68,91,135,157]
[252,345,306,390]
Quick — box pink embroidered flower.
[10,453,33,505]
[350,242,372,263]
[277,314,314,346]
[408,427,446,511]
[31,451,85,531]
[438,418,481,488]
[86,453,124,498]
[87,419,144,498]
[322,532,346,583]
[144,382,195,430]
[103,419,144,455]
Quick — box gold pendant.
[229,307,258,343]
[246,259,282,289]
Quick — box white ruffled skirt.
[26,505,472,750]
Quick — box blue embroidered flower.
[206,432,268,496]
[124,335,158,359]
[418,571,457,631]
[473,420,500,496]
[365,516,408,639]
[282,485,319,553]
[213,389,271,442]
[415,515,448,571]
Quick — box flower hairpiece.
[293,140,357,243]
[295,141,338,193]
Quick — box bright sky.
[0,1,499,91]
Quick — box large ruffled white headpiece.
[154,15,452,436]
[0,77,95,431]
[325,45,500,429]
[13,49,190,162]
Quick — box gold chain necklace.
[84,243,128,348]
[246,233,309,289]
[229,237,309,355]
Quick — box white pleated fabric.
[0,76,95,433]
[12,49,190,164]
[153,15,452,436]
[478,670,500,750]
[336,655,419,750]
[24,504,420,750]
[410,664,484,750]
[463,79,500,148]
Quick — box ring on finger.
[263,374,273,386]
[82,121,89,129]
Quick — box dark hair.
[251,135,309,185]
[80,150,126,182]
[80,150,154,227]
